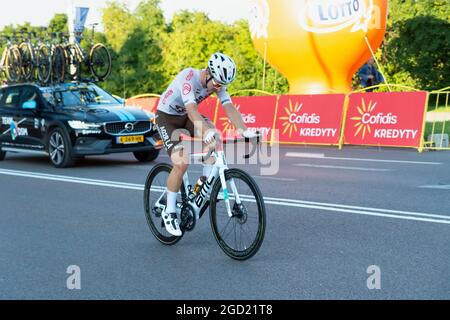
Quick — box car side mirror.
[22,100,37,110]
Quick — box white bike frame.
[153,148,241,220]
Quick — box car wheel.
[0,146,5,161]
[133,149,160,162]
[48,128,75,168]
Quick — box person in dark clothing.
[358,57,385,92]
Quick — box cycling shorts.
[155,110,213,156]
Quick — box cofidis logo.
[220,105,271,137]
[280,99,338,138]
[350,99,418,140]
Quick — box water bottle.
[193,176,207,195]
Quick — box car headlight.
[68,121,102,129]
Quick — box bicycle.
[18,30,51,83]
[0,34,22,83]
[144,136,266,260]
[64,23,111,81]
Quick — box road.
[0,145,449,300]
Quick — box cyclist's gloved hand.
[204,130,219,145]
[242,129,261,143]
[242,129,257,139]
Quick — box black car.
[0,82,162,167]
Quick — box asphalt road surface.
[0,145,449,300]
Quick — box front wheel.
[48,128,74,168]
[209,168,266,260]
[89,43,111,81]
[144,163,186,245]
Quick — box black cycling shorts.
[155,110,213,156]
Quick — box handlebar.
[232,131,262,159]
[201,131,262,162]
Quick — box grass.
[424,121,450,139]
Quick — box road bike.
[64,24,111,81]
[0,34,22,83]
[18,30,52,83]
[144,138,266,260]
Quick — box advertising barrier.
[126,96,160,113]
[275,94,346,145]
[124,90,431,151]
[343,92,428,148]
[198,97,219,123]
[215,96,278,142]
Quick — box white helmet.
[208,52,237,85]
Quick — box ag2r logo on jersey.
[182,83,192,96]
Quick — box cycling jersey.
[157,68,232,116]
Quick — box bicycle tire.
[65,44,80,81]
[51,45,65,83]
[144,163,186,246]
[5,47,22,83]
[209,168,266,260]
[89,43,111,81]
[19,43,34,81]
[37,44,51,84]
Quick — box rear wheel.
[19,43,34,81]
[133,149,160,162]
[48,128,74,168]
[37,45,51,84]
[209,168,266,260]
[144,163,186,245]
[4,47,22,83]
[89,43,111,81]
[51,46,65,83]
[0,146,6,161]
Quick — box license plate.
[117,135,144,144]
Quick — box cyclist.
[155,52,258,236]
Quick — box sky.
[0,0,251,30]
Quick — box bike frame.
[153,148,241,220]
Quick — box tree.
[381,0,450,90]
[48,13,68,33]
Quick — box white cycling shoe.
[161,209,182,237]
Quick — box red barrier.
[343,92,428,148]
[124,91,428,150]
[215,96,277,141]
[126,97,159,113]
[275,94,346,145]
[198,97,219,122]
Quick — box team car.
[0,82,162,167]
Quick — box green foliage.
[381,0,450,90]
[48,13,68,33]
[424,121,450,139]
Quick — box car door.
[17,86,46,151]
[0,86,22,147]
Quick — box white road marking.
[189,170,296,182]
[419,185,450,190]
[285,152,325,159]
[286,152,442,165]
[293,163,391,172]
[0,168,449,225]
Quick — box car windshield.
[41,84,121,108]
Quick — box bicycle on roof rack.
[0,33,22,83]
[0,24,112,86]
[62,23,112,82]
